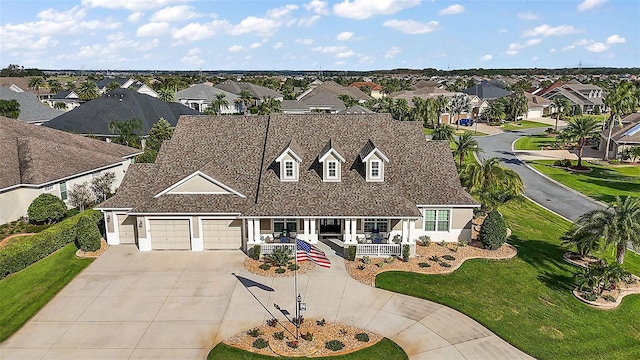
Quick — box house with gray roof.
[214,80,283,105]
[0,116,140,224]
[96,114,478,255]
[542,80,605,114]
[463,83,512,100]
[600,113,640,159]
[175,83,239,114]
[46,90,83,111]
[0,85,64,124]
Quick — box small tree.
[68,182,96,211]
[0,99,20,119]
[74,216,102,252]
[479,211,507,250]
[53,102,67,110]
[146,118,173,151]
[27,193,67,224]
[91,172,116,202]
[431,123,455,141]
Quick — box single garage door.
[202,219,242,250]
[118,214,136,244]
[149,219,191,250]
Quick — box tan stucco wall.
[170,175,226,193]
[452,208,473,229]
[191,216,199,238]
[0,187,41,224]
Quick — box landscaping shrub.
[357,264,366,270]
[418,235,431,246]
[439,261,452,268]
[252,338,268,349]
[27,193,67,224]
[259,263,272,271]
[301,332,314,341]
[362,255,371,264]
[287,263,299,271]
[355,333,370,342]
[74,216,102,252]
[0,210,101,280]
[418,262,431,268]
[582,292,597,301]
[603,295,616,302]
[246,328,262,337]
[553,159,572,167]
[429,255,439,262]
[275,267,285,274]
[269,246,292,266]
[274,331,284,340]
[442,254,455,261]
[252,245,261,260]
[348,246,356,261]
[479,211,507,250]
[266,318,278,327]
[325,340,345,351]
[384,257,395,264]
[402,244,410,262]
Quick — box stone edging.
[365,243,518,287]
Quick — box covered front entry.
[117,214,137,244]
[319,219,342,238]
[202,219,242,250]
[149,219,191,250]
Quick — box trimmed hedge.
[75,216,102,252]
[479,211,507,250]
[27,193,67,224]
[0,210,102,280]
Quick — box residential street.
[474,128,605,221]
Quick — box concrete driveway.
[0,244,533,360]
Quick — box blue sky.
[1,0,638,71]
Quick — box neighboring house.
[0,77,53,100]
[411,80,441,90]
[281,93,356,114]
[297,81,370,103]
[505,92,551,119]
[599,113,640,159]
[96,114,478,253]
[541,80,605,114]
[175,83,239,113]
[214,80,283,105]
[349,81,384,98]
[281,100,312,114]
[0,85,64,124]
[0,116,140,224]
[338,105,374,114]
[43,88,200,141]
[388,88,471,124]
[46,90,83,111]
[463,83,512,100]
[96,78,159,98]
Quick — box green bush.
[275,267,286,274]
[402,244,410,262]
[553,159,572,167]
[252,338,268,349]
[362,256,371,264]
[27,193,67,224]
[0,210,101,279]
[287,263,299,271]
[259,263,271,271]
[274,331,284,340]
[439,261,452,268]
[325,340,345,351]
[246,328,262,337]
[479,211,507,250]
[355,333,370,342]
[603,294,616,302]
[269,246,292,266]
[442,254,455,261]
[74,216,102,252]
[418,262,431,268]
[348,246,356,261]
[582,292,597,301]
[252,245,261,260]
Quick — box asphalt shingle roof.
[0,86,64,123]
[463,84,512,100]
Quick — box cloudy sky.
[0,0,638,71]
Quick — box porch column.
[401,219,410,244]
[247,219,255,243]
[350,219,358,243]
[408,219,416,244]
[343,219,351,242]
[310,218,317,244]
[253,219,261,242]
[303,219,310,241]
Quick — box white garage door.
[202,219,242,250]
[117,214,136,244]
[149,219,191,250]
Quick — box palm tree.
[562,116,601,168]
[391,98,410,121]
[338,94,357,108]
[450,94,471,130]
[106,81,121,92]
[108,118,143,149]
[258,96,281,115]
[211,93,229,115]
[603,81,638,160]
[435,95,449,124]
[53,102,67,110]
[28,76,47,97]
[233,98,244,113]
[568,196,640,264]
[552,97,570,132]
[424,98,440,128]
[481,100,506,124]
[47,79,62,94]
[508,90,528,122]
[239,90,253,115]
[459,157,524,211]
[453,132,482,167]
[77,80,100,101]
[431,123,455,141]
[157,87,175,102]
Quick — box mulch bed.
[244,257,316,277]
[75,238,108,258]
[0,233,35,248]
[222,319,382,357]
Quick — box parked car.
[458,118,473,126]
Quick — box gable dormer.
[360,139,389,182]
[318,139,345,182]
[155,171,246,198]
[275,140,303,182]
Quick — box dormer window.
[284,160,295,179]
[275,140,302,182]
[318,139,345,182]
[327,161,338,179]
[370,160,381,180]
[360,139,389,182]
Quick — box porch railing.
[356,244,401,257]
[260,243,296,256]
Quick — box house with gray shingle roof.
[600,113,640,159]
[0,85,64,124]
[214,80,283,106]
[175,83,239,114]
[542,80,605,114]
[96,114,478,254]
[0,116,141,224]
[96,78,158,98]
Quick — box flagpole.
[294,238,299,340]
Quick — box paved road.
[475,128,605,221]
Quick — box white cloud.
[228,16,280,36]
[522,24,578,37]
[562,39,588,51]
[383,19,438,34]
[507,38,542,53]
[333,0,421,20]
[137,22,171,37]
[505,50,519,56]
[311,45,347,53]
[586,42,609,52]
[531,56,539,61]
[181,47,204,64]
[438,4,464,16]
[578,0,607,11]
[479,54,492,61]
[517,11,539,20]
[229,45,245,52]
[606,34,625,44]
[335,61,346,66]
[172,21,224,41]
[249,42,262,49]
[336,31,354,41]
[562,45,576,51]
[359,55,376,63]
[128,12,143,22]
[385,46,401,58]
[304,0,330,15]
[498,29,508,34]
[549,48,556,53]
[297,15,321,27]
[296,38,314,45]
[273,42,284,49]
[150,5,200,22]
[336,50,356,58]
[266,4,299,18]
[81,0,189,11]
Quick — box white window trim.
[327,160,338,180]
[363,218,389,233]
[43,184,54,192]
[369,160,381,180]
[423,209,451,232]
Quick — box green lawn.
[376,199,640,360]
[529,160,640,204]
[502,120,550,131]
[514,134,560,150]
[423,128,487,137]
[0,244,93,342]
[207,338,407,360]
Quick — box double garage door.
[148,219,242,250]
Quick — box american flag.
[296,239,331,269]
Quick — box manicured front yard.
[529,160,640,204]
[208,338,407,360]
[502,120,550,131]
[514,134,559,150]
[376,199,640,360]
[0,243,93,342]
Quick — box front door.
[319,219,342,235]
